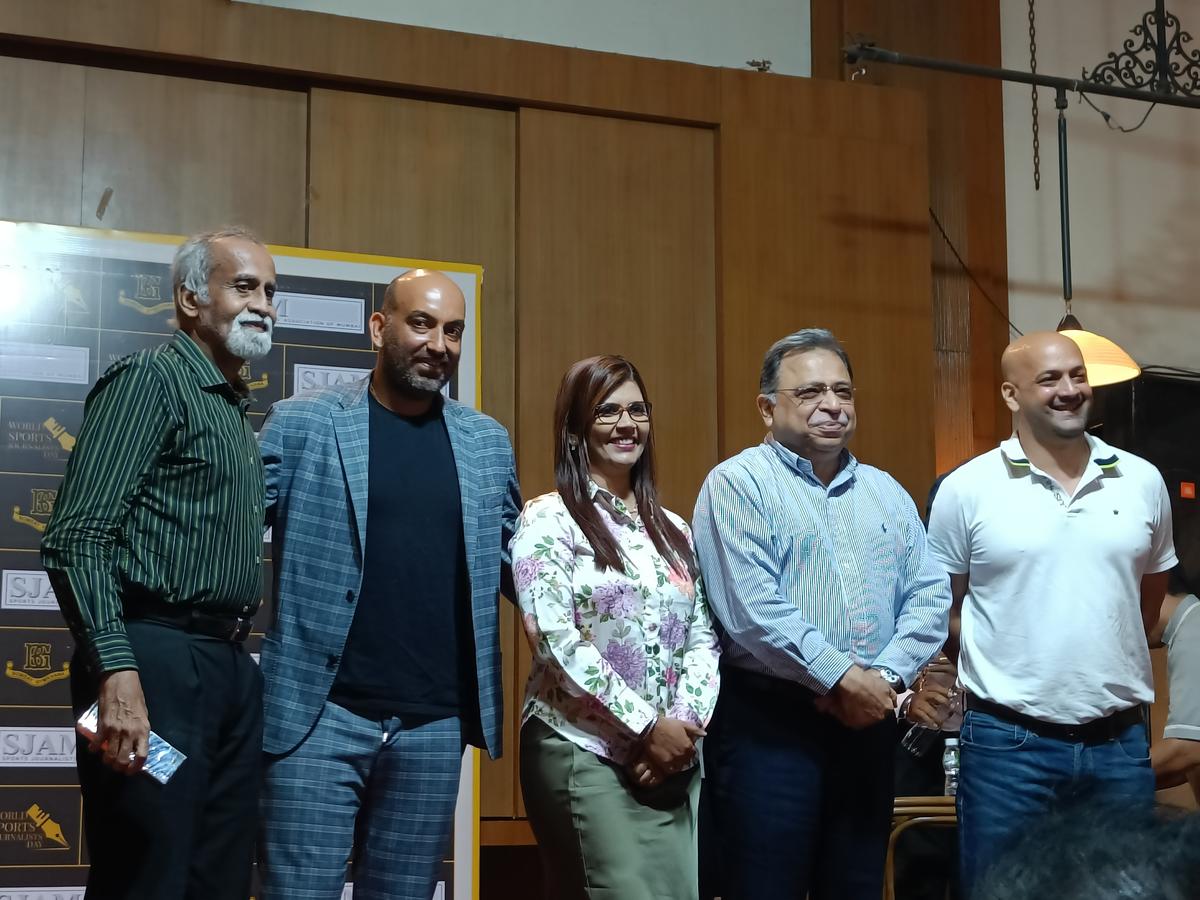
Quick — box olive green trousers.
[520,717,700,900]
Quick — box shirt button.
[345,590,355,604]
[326,654,339,670]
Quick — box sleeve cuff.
[872,649,920,689]
[1163,723,1200,741]
[1149,553,1180,575]
[808,646,854,694]
[630,706,659,740]
[667,699,703,728]
[85,631,139,676]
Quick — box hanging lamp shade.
[1056,314,1141,387]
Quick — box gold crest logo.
[5,642,70,688]
[117,273,172,315]
[12,488,56,533]
[239,364,269,391]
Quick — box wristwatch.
[872,665,905,692]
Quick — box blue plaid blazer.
[258,377,520,758]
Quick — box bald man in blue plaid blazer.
[256,270,520,900]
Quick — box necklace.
[368,380,394,412]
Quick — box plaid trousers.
[259,701,462,900]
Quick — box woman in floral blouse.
[511,355,721,900]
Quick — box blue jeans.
[701,671,897,900]
[957,708,1154,895]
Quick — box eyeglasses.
[775,383,856,406]
[593,401,652,424]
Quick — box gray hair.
[759,328,854,395]
[171,226,263,304]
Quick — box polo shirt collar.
[766,434,858,489]
[1000,432,1121,482]
[170,330,251,407]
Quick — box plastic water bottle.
[942,737,960,796]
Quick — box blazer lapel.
[333,379,371,555]
[443,401,478,581]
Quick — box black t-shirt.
[328,392,475,721]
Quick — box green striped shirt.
[41,331,265,675]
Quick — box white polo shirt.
[928,434,1177,724]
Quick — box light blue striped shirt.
[692,436,950,693]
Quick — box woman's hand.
[642,716,705,772]
[627,755,664,789]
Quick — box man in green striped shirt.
[41,226,277,900]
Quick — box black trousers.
[71,619,263,900]
[701,669,898,900]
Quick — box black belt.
[125,603,254,643]
[965,695,1144,744]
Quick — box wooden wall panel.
[515,109,716,815]
[718,71,935,501]
[0,57,85,226]
[824,1,1012,472]
[516,108,718,513]
[307,90,517,432]
[80,68,307,243]
[308,88,519,817]
[0,0,721,125]
[809,0,848,81]
[0,0,203,57]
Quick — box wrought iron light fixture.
[1048,0,1200,385]
[1055,0,1200,385]
[846,3,1200,387]
[1082,0,1200,96]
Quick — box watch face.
[876,667,902,689]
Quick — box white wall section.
[1001,0,1200,369]
[231,0,811,76]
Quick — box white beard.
[224,310,273,361]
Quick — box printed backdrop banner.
[0,221,483,899]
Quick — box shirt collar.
[170,330,252,407]
[999,432,1121,478]
[765,434,857,488]
[587,480,638,526]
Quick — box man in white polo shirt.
[927,331,1176,895]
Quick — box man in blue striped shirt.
[693,328,950,900]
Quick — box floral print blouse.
[511,484,721,765]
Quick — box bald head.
[370,268,467,401]
[1000,331,1091,444]
[1001,331,1086,383]
[382,268,465,316]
